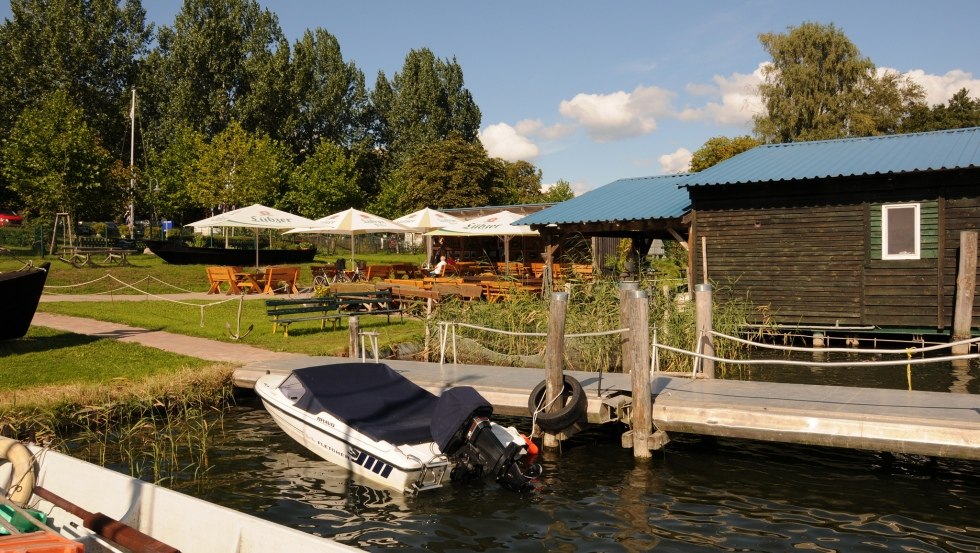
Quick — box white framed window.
[881,203,920,260]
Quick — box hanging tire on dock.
[528,375,587,432]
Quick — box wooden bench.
[262,266,300,294]
[265,297,343,336]
[333,289,404,323]
[385,285,441,316]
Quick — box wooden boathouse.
[522,126,980,338]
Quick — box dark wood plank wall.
[695,203,866,325]
[690,172,980,332]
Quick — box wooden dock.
[233,356,980,461]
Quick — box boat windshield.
[278,373,306,403]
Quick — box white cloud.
[659,148,692,174]
[558,85,675,142]
[515,118,576,141]
[676,63,765,127]
[889,68,980,106]
[479,123,540,162]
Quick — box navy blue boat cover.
[288,363,440,445]
[429,386,493,453]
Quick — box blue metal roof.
[683,126,980,187]
[517,174,691,226]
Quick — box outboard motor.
[430,387,540,491]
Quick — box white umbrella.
[286,208,410,268]
[185,204,318,268]
[425,210,538,273]
[394,207,464,265]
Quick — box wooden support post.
[695,283,715,378]
[543,291,569,449]
[952,230,978,355]
[348,316,360,359]
[619,281,640,375]
[628,289,652,458]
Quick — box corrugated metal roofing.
[684,126,980,187]
[517,174,691,226]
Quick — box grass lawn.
[0,326,213,391]
[37,299,427,357]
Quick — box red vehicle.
[0,208,23,226]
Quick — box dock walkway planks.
[234,356,980,461]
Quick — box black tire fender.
[527,375,587,432]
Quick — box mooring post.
[619,281,640,375]
[348,316,360,359]
[628,289,652,458]
[695,283,715,378]
[543,291,569,449]
[952,230,978,355]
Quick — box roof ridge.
[763,126,980,149]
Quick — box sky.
[6,1,980,195]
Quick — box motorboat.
[144,240,316,266]
[255,362,541,494]
[0,438,358,552]
[0,262,49,341]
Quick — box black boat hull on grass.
[0,262,49,340]
[145,240,316,266]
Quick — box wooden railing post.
[543,291,569,449]
[695,283,715,378]
[952,230,978,355]
[348,316,360,359]
[619,281,640,375]
[628,289,651,458]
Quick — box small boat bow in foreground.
[0,438,358,552]
[255,362,541,494]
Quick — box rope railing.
[435,320,629,380]
[43,273,240,326]
[710,328,980,356]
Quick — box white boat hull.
[1,444,358,553]
[256,374,450,493]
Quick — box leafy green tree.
[143,124,204,225]
[387,135,494,213]
[2,91,119,220]
[282,140,363,218]
[0,0,151,187]
[288,29,370,154]
[901,88,980,133]
[753,22,924,143]
[542,179,575,202]
[490,159,545,205]
[374,49,482,162]
[187,120,291,210]
[146,0,287,139]
[690,135,760,172]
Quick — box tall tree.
[288,29,370,154]
[753,22,923,143]
[2,91,119,220]
[374,48,482,162]
[491,159,545,205]
[146,0,287,140]
[690,135,760,172]
[0,0,151,163]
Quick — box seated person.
[430,255,448,276]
